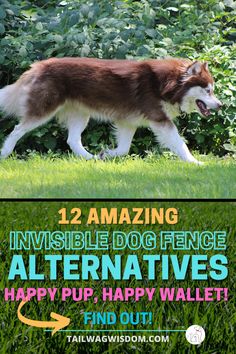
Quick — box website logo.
[186,325,205,345]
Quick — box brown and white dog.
[0,57,222,163]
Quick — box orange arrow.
[17,299,70,336]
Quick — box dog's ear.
[203,62,209,70]
[186,61,202,75]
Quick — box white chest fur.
[161,101,180,119]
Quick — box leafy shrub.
[0,0,235,156]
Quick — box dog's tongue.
[196,100,210,116]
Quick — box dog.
[0,57,222,163]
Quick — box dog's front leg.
[150,120,203,164]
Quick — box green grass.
[0,154,235,198]
[0,201,235,353]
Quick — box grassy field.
[0,154,235,199]
[0,201,235,353]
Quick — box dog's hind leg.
[102,122,136,158]
[0,116,51,159]
[150,120,202,164]
[63,111,93,159]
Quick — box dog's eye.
[206,88,211,94]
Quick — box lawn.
[0,154,235,199]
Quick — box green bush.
[0,0,235,156]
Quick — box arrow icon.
[17,299,70,336]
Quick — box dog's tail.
[0,81,26,118]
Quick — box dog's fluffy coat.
[0,57,221,162]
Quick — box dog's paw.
[185,157,204,165]
[99,150,114,160]
[92,154,99,161]
[190,159,204,166]
[75,152,94,160]
[99,151,106,160]
[196,160,204,166]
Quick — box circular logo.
[185,325,205,345]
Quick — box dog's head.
[179,61,222,116]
